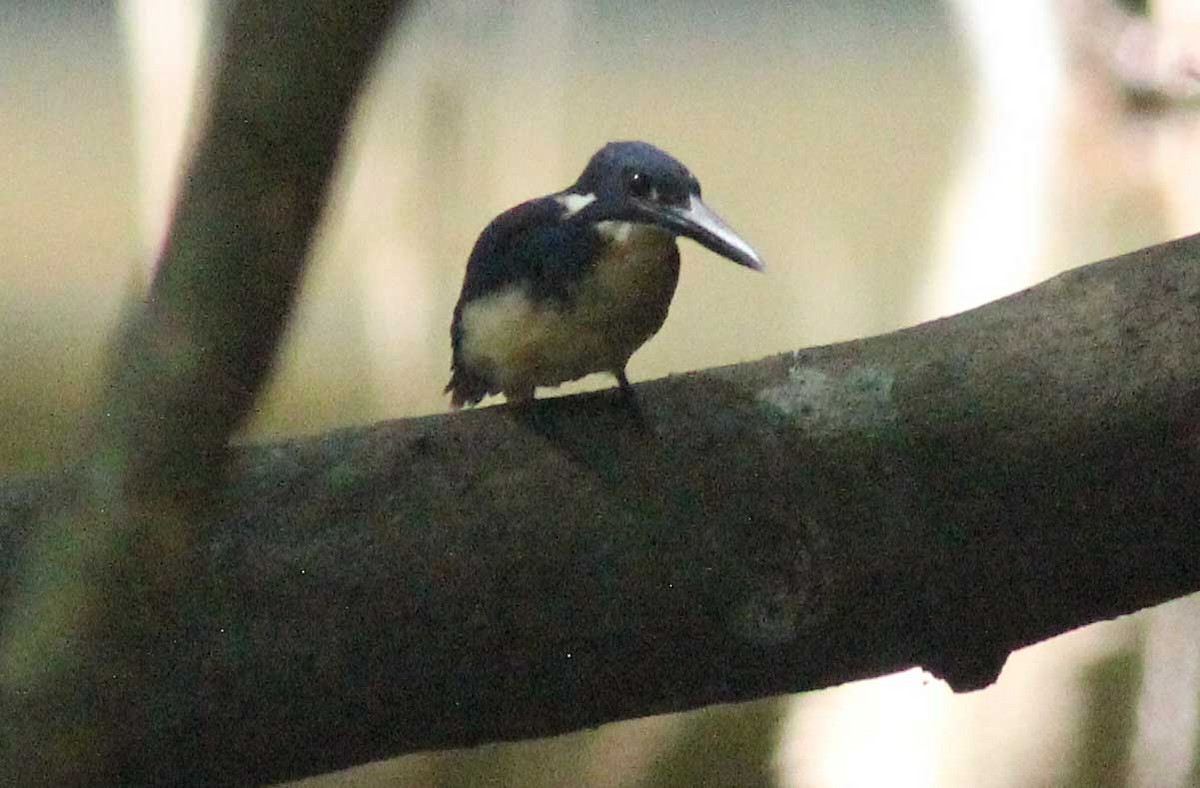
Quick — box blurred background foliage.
[3,0,1200,785]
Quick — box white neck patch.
[556,192,597,217]
[596,220,673,247]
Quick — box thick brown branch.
[2,235,1199,785]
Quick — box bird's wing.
[447,197,602,405]
[456,197,603,305]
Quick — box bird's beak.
[642,194,764,271]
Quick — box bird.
[446,140,763,409]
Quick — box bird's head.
[564,140,764,271]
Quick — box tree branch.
[0,1,405,784]
[104,0,405,491]
[3,235,1199,785]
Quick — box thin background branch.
[0,1,406,784]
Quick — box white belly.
[459,224,678,397]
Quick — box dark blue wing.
[457,197,603,305]
[447,196,603,405]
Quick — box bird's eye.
[626,170,654,199]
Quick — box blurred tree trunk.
[0,0,405,785]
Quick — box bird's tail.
[445,365,489,410]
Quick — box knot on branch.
[729,513,833,647]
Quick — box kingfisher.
[447,140,763,409]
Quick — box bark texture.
[2,235,1199,785]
